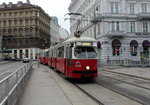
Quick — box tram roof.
[63,37,96,44]
[48,37,97,50]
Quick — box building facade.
[0,0,51,60]
[50,16,60,46]
[68,0,150,66]
[59,27,69,42]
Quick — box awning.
[143,40,150,47]
[97,41,101,49]
[112,39,121,47]
[130,40,138,47]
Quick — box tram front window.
[74,47,97,59]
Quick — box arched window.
[97,41,101,49]
[112,39,121,56]
[142,40,150,57]
[130,40,138,56]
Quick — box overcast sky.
[0,0,71,32]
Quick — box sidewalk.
[99,66,150,80]
[16,64,98,105]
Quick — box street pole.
[94,4,96,39]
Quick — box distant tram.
[39,37,98,79]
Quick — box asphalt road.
[0,62,26,81]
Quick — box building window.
[30,19,33,25]
[3,29,7,35]
[25,28,29,35]
[98,23,100,34]
[20,19,23,26]
[130,40,138,56]
[111,21,115,31]
[111,21,120,31]
[112,39,121,56]
[19,28,23,35]
[3,13,7,18]
[116,21,119,31]
[142,3,147,13]
[14,12,17,17]
[30,11,33,16]
[14,29,17,35]
[143,22,148,32]
[30,28,33,35]
[130,22,136,32]
[25,19,29,26]
[9,13,12,17]
[20,12,23,17]
[26,11,28,17]
[113,47,120,56]
[130,46,137,56]
[9,20,12,26]
[110,2,119,14]
[129,3,135,14]
[8,29,12,35]
[14,20,18,26]
[3,20,7,26]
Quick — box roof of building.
[0,0,51,19]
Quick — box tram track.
[72,81,141,105]
[101,69,150,81]
[96,72,150,105]
[100,70,150,90]
[73,82,104,105]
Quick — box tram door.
[66,44,73,76]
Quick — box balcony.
[135,32,150,35]
[102,13,126,18]
[138,12,150,20]
[106,30,126,38]
[90,13,102,23]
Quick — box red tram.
[39,37,98,79]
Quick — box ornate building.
[0,0,50,59]
[69,0,150,66]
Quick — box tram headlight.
[86,66,90,70]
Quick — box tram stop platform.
[16,64,98,105]
[99,66,150,80]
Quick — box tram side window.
[46,51,49,57]
[66,46,72,58]
[57,47,64,58]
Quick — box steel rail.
[100,71,150,90]
[101,69,150,81]
[97,74,149,105]
[72,82,104,105]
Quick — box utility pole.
[94,4,96,39]
[0,36,3,60]
[93,3,99,39]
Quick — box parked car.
[11,58,21,61]
[23,57,30,63]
